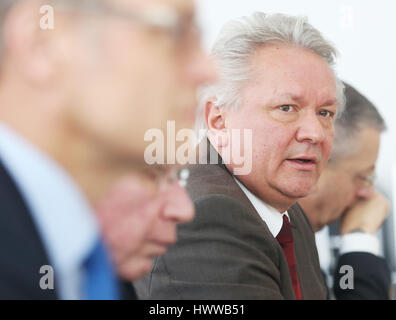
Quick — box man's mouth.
[291,159,315,164]
[285,156,318,170]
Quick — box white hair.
[196,12,346,132]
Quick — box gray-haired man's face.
[222,44,338,210]
[7,0,215,168]
[63,0,215,165]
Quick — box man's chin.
[276,183,315,200]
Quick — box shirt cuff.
[339,232,381,256]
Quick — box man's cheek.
[146,220,163,241]
[323,142,333,163]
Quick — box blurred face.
[303,127,380,230]
[225,44,337,210]
[62,0,215,165]
[96,173,194,280]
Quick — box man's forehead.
[245,46,337,106]
[336,130,379,175]
[250,45,335,82]
[109,0,195,15]
[275,89,337,105]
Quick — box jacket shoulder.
[0,161,58,299]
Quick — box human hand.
[340,191,390,235]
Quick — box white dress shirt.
[234,176,380,257]
[339,232,380,256]
[234,177,289,237]
[0,123,99,299]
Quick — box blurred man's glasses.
[143,166,190,190]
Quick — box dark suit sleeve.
[135,194,289,299]
[333,252,391,300]
[120,281,138,300]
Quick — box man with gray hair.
[0,0,215,299]
[299,83,391,299]
[136,12,344,299]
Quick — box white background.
[196,0,396,269]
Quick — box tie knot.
[276,215,293,245]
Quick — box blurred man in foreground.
[299,83,391,299]
[136,12,344,300]
[0,0,215,299]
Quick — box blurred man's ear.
[205,98,228,148]
[2,0,59,85]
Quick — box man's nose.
[295,112,326,144]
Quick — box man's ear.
[204,98,228,148]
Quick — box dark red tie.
[276,215,302,300]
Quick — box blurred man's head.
[299,83,386,231]
[199,13,344,212]
[0,0,215,200]
[96,173,194,280]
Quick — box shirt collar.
[0,123,99,276]
[234,177,289,237]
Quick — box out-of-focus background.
[196,0,396,295]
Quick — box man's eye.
[318,110,334,118]
[279,105,295,112]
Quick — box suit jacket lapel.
[198,139,282,239]
[0,160,58,299]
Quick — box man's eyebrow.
[275,93,337,107]
[319,98,338,107]
[277,92,305,102]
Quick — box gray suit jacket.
[135,148,327,300]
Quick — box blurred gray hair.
[196,12,345,132]
[329,83,386,163]
[0,0,102,53]
[0,0,18,51]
